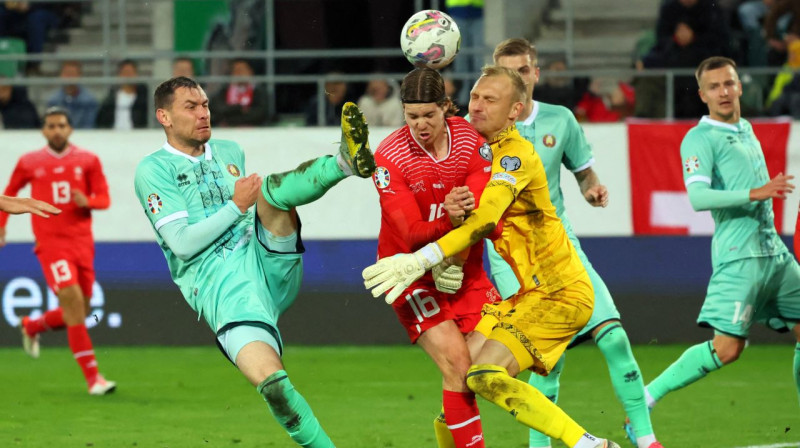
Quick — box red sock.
[24,308,65,336]
[443,390,485,448]
[67,324,98,386]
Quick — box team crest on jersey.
[227,163,241,177]
[500,156,522,171]
[147,193,163,214]
[684,156,700,173]
[543,134,556,148]
[373,166,390,189]
[478,142,493,161]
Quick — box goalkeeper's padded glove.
[363,242,444,304]
[432,259,464,294]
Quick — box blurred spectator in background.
[46,61,98,129]
[172,57,196,78]
[637,0,731,118]
[535,59,580,110]
[209,58,268,127]
[304,74,354,126]
[357,77,404,127]
[0,1,60,75]
[763,0,800,66]
[443,75,467,116]
[96,59,148,129]
[766,40,800,116]
[0,77,39,129]
[574,78,635,122]
[445,0,484,105]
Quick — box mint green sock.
[257,370,334,447]
[262,155,347,211]
[794,342,800,406]
[647,341,722,403]
[527,353,565,448]
[595,324,653,439]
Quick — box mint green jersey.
[134,140,259,328]
[681,116,788,266]
[516,101,594,234]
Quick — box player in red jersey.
[372,68,500,448]
[0,107,115,395]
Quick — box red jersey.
[373,116,492,281]
[0,144,110,247]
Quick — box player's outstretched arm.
[363,242,445,304]
[0,196,61,217]
[750,172,795,201]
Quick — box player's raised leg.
[646,338,728,409]
[224,327,334,448]
[260,102,375,213]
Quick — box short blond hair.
[479,65,527,104]
[493,38,538,65]
[695,56,737,86]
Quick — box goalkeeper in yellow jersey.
[363,65,620,448]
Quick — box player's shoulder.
[497,127,535,157]
[447,116,483,145]
[18,147,48,163]
[136,147,174,177]
[536,101,574,120]
[208,138,243,155]
[376,126,410,157]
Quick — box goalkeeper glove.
[432,258,464,294]
[363,243,444,304]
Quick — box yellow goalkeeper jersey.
[437,125,586,295]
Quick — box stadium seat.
[0,37,26,77]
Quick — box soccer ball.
[400,10,461,70]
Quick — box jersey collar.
[519,101,539,126]
[162,141,212,162]
[700,115,742,132]
[408,120,452,163]
[43,143,75,159]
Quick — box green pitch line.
[0,345,797,447]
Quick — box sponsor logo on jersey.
[176,173,191,187]
[147,193,163,214]
[373,166,390,189]
[227,164,241,177]
[684,155,700,173]
[53,166,65,174]
[74,166,83,180]
[491,172,517,185]
[500,156,522,171]
[478,142,493,161]
[410,180,426,193]
[433,183,444,189]
[542,134,556,147]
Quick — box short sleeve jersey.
[133,139,252,306]
[515,101,594,236]
[0,145,109,248]
[487,126,586,294]
[681,116,787,266]
[373,116,492,281]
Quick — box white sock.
[335,153,353,176]
[644,386,656,409]
[637,434,657,448]
[572,433,601,448]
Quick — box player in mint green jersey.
[134,77,375,448]
[643,56,800,426]
[487,39,662,448]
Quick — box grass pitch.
[1,344,798,448]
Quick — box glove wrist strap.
[417,243,445,269]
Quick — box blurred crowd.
[2,0,800,129]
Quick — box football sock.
[67,324,98,386]
[257,370,334,448]
[443,390,485,448]
[466,364,586,447]
[528,353,565,448]
[433,409,457,448]
[262,155,347,211]
[794,342,800,406]
[24,308,65,336]
[647,340,722,403]
[595,324,654,444]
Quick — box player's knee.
[714,341,744,365]
[465,366,493,398]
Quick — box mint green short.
[699,252,800,337]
